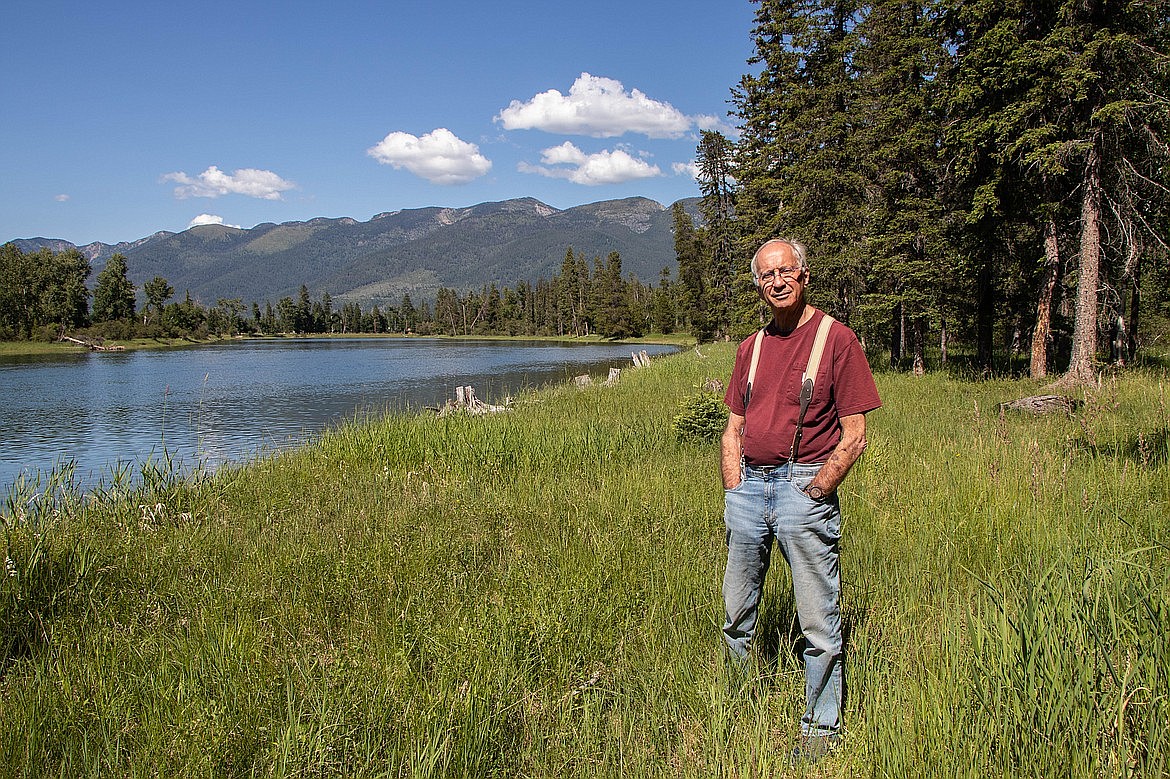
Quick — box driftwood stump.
[631,350,651,368]
[436,385,510,416]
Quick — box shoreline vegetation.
[0,331,696,359]
[2,346,1168,776]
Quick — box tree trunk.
[1111,313,1127,366]
[976,260,995,375]
[912,318,926,377]
[890,300,903,368]
[1128,254,1141,362]
[1064,142,1103,385]
[940,317,948,367]
[1030,218,1062,379]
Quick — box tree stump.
[997,395,1082,415]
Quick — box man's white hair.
[750,238,809,280]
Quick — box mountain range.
[9,196,698,309]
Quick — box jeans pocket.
[725,480,747,494]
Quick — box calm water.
[0,338,677,491]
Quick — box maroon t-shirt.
[724,310,881,465]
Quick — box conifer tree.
[855,0,951,373]
[672,202,714,341]
[732,0,868,321]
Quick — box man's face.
[754,243,808,315]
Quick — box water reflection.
[0,338,677,490]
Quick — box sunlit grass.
[1,347,1167,777]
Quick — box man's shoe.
[789,734,840,766]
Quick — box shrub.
[672,390,727,443]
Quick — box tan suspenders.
[743,312,836,465]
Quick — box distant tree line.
[678,0,1170,381]
[0,243,695,342]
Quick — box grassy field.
[1,344,1167,777]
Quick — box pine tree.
[855,0,952,374]
[672,202,714,341]
[733,0,869,321]
[651,266,676,335]
[696,131,738,336]
[943,0,1170,381]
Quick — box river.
[0,337,678,492]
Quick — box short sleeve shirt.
[724,310,881,465]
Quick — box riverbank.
[2,348,1167,776]
[0,334,239,357]
[0,330,695,358]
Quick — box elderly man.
[720,238,881,762]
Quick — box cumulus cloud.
[496,73,693,139]
[55,194,71,202]
[188,214,241,229]
[694,114,740,137]
[163,165,296,200]
[367,128,492,185]
[518,142,662,186]
[672,161,701,179]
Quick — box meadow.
[2,343,1167,777]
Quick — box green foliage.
[673,202,716,342]
[91,253,137,323]
[142,275,174,326]
[672,390,729,443]
[725,0,1170,378]
[0,244,91,339]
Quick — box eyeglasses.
[756,266,804,284]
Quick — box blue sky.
[3,1,758,246]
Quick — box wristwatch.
[805,485,827,501]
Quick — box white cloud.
[55,194,71,202]
[496,73,692,139]
[672,161,701,179]
[163,165,296,200]
[367,128,492,185]
[518,142,662,186]
[188,214,241,229]
[694,114,740,137]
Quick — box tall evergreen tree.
[696,131,741,338]
[672,202,715,341]
[733,0,869,321]
[651,266,676,335]
[943,0,1170,381]
[856,0,951,374]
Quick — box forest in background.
[684,0,1170,383]
[0,244,677,343]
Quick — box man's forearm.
[721,413,745,489]
[808,413,867,495]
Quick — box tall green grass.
[1,348,1167,777]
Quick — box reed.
[1,348,1167,777]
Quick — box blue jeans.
[722,462,843,737]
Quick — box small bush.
[672,391,727,443]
